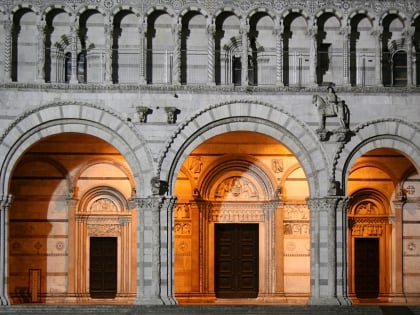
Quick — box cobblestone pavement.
[1,305,419,315]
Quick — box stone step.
[1,305,419,315]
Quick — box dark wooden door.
[90,237,117,298]
[355,238,379,298]
[215,224,259,298]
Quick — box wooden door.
[90,237,117,298]
[355,238,379,298]
[215,224,259,298]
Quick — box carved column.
[206,23,216,86]
[308,26,318,86]
[341,26,351,86]
[0,195,12,305]
[274,25,284,86]
[240,23,249,86]
[307,196,352,305]
[138,22,146,85]
[172,23,181,85]
[3,20,12,83]
[104,22,113,84]
[37,20,46,83]
[70,21,78,84]
[372,27,383,86]
[405,27,415,87]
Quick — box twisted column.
[274,26,284,86]
[206,23,216,86]
[341,26,350,86]
[172,23,181,85]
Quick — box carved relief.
[88,224,121,236]
[90,198,117,212]
[209,208,264,222]
[284,204,309,220]
[188,156,203,175]
[272,159,283,173]
[174,204,191,219]
[355,201,378,215]
[175,223,191,235]
[215,176,258,200]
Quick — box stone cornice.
[1,82,420,95]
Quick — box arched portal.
[173,131,310,304]
[7,133,137,304]
[347,148,420,304]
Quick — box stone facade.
[0,0,419,307]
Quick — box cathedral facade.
[0,0,419,306]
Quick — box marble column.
[104,22,113,84]
[0,195,12,305]
[341,26,351,86]
[405,27,415,87]
[37,20,46,83]
[172,23,181,85]
[308,26,318,86]
[138,22,146,85]
[307,196,352,305]
[70,21,78,84]
[206,23,216,86]
[274,25,284,86]
[3,20,12,83]
[134,193,177,305]
[240,23,249,86]
[371,27,383,86]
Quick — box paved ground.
[1,305,420,315]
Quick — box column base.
[0,295,10,306]
[308,296,342,305]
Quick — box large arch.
[333,118,420,193]
[158,100,329,198]
[0,101,153,197]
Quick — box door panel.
[90,237,117,298]
[215,224,258,298]
[355,238,379,298]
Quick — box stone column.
[308,26,318,86]
[70,21,78,84]
[307,196,352,305]
[134,193,177,305]
[372,27,383,86]
[37,20,46,83]
[104,22,113,84]
[390,200,406,302]
[3,20,12,83]
[405,27,415,87]
[138,22,146,85]
[172,22,181,85]
[0,195,12,305]
[206,23,216,86]
[274,25,284,86]
[240,22,249,86]
[341,26,351,86]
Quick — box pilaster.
[134,194,177,305]
[70,19,79,84]
[0,195,12,305]
[404,27,415,87]
[307,196,352,305]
